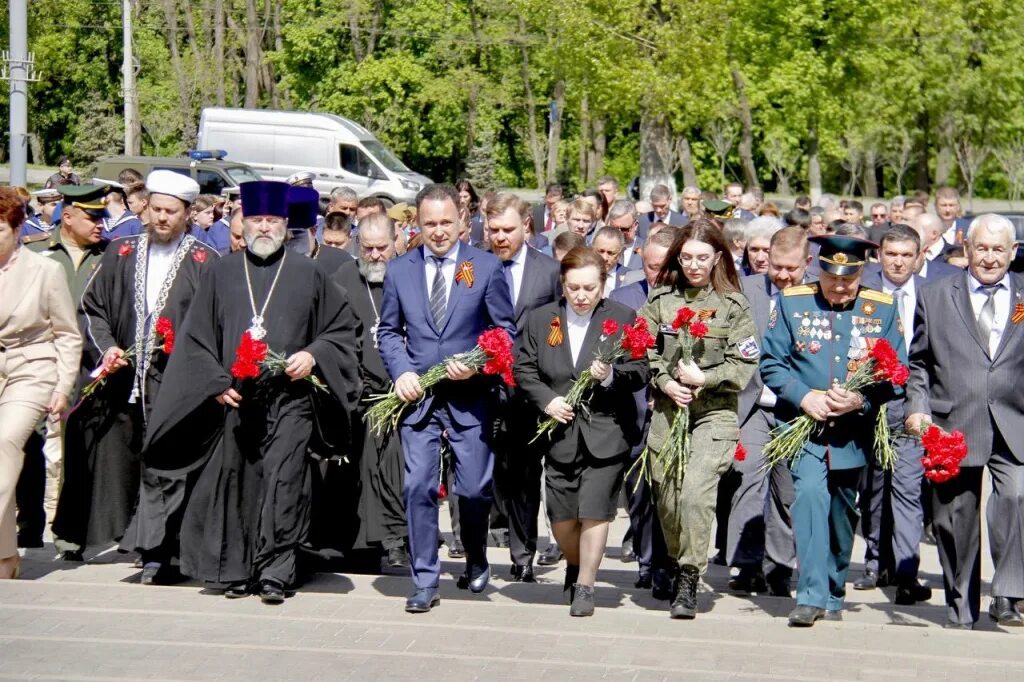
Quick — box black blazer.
[514,298,649,463]
[515,248,562,330]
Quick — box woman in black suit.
[515,246,649,616]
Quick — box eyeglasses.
[678,254,716,267]
[871,213,887,219]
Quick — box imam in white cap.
[145,169,201,205]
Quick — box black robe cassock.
[143,247,361,587]
[52,234,218,551]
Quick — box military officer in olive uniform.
[760,235,906,627]
[639,219,759,620]
[16,184,110,548]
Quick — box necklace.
[365,280,381,349]
[243,250,287,340]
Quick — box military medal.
[862,302,876,315]
[243,250,287,341]
[809,341,822,354]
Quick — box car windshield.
[361,140,410,173]
[226,166,262,184]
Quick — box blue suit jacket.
[378,243,516,427]
[609,279,649,311]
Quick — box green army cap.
[59,183,111,218]
[809,234,878,276]
[703,199,735,219]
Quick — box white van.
[197,107,432,205]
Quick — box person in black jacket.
[514,246,649,616]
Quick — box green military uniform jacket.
[759,283,906,470]
[24,230,108,304]
[639,283,760,452]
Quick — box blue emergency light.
[187,149,228,160]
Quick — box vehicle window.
[154,167,190,177]
[197,170,227,195]
[226,166,262,184]
[361,139,411,173]
[340,144,379,178]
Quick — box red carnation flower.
[231,331,268,380]
[920,425,968,484]
[689,321,709,339]
[671,306,697,331]
[476,328,516,387]
[118,242,134,257]
[620,317,656,359]
[734,443,747,462]
[192,248,209,264]
[154,317,175,355]
[602,319,620,337]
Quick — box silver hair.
[593,225,625,246]
[723,218,748,243]
[967,213,1017,244]
[607,198,638,222]
[835,223,869,239]
[890,195,906,209]
[681,185,701,197]
[818,193,840,210]
[649,184,673,202]
[744,215,784,243]
[330,187,358,201]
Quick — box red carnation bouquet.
[532,317,655,442]
[763,338,909,471]
[68,316,176,415]
[919,425,968,483]
[365,328,516,436]
[629,306,708,487]
[230,330,328,392]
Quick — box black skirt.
[545,440,626,523]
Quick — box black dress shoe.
[405,587,440,613]
[457,565,490,593]
[386,546,409,569]
[259,579,286,605]
[224,582,251,599]
[635,573,653,589]
[767,575,792,598]
[447,541,466,559]
[788,605,825,627]
[670,567,699,619]
[989,597,1024,626]
[823,609,842,621]
[537,543,563,566]
[510,564,536,583]
[853,570,882,590]
[569,584,595,616]
[17,534,43,549]
[728,569,768,594]
[620,543,637,563]
[894,581,932,605]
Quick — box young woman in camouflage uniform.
[639,219,760,620]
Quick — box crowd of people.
[0,166,1021,631]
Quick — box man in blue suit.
[637,184,688,239]
[378,184,516,613]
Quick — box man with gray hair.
[332,213,410,570]
[606,199,644,270]
[592,225,630,296]
[907,213,1024,628]
[910,213,961,280]
[742,216,783,275]
[680,186,702,220]
[639,184,686,238]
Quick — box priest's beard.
[246,232,286,258]
[358,259,387,283]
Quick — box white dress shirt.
[882,274,917,350]
[622,240,640,269]
[423,242,460,301]
[506,244,528,307]
[968,271,1011,357]
[603,268,619,298]
[924,239,945,262]
[757,295,778,408]
[566,306,613,386]
[146,235,184,314]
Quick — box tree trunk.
[863,148,878,199]
[518,19,546,189]
[807,125,822,204]
[731,67,758,189]
[935,144,953,188]
[243,0,262,107]
[579,94,591,183]
[466,83,478,161]
[676,135,698,189]
[589,116,605,184]
[27,131,43,165]
[639,109,676,205]
[161,0,196,144]
[914,110,931,191]
[545,79,565,184]
[214,0,225,105]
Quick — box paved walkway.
[2,508,1022,681]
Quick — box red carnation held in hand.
[476,328,516,387]
[920,425,968,484]
[602,319,620,337]
[671,306,697,331]
[154,316,175,355]
[688,321,709,339]
[620,317,656,360]
[231,331,268,380]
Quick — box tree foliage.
[3,0,1024,199]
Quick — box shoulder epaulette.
[22,233,51,244]
[859,287,893,305]
[782,283,818,297]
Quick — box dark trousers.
[624,449,668,576]
[933,446,1024,625]
[493,443,543,567]
[859,434,925,584]
[15,430,46,545]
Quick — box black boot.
[670,566,699,619]
[564,565,580,605]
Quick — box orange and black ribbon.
[1013,303,1024,325]
[547,316,564,346]
[698,309,715,321]
[454,261,475,288]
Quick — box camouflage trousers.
[650,410,739,573]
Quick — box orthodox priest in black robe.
[325,213,408,569]
[52,172,218,572]
[143,181,361,604]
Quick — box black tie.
[429,256,447,327]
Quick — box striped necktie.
[429,256,447,327]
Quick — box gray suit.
[907,270,1024,625]
[721,273,796,580]
[637,210,687,239]
[857,271,927,586]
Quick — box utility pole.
[3,0,34,187]
[123,0,140,155]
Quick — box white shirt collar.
[881,273,915,296]
[510,244,528,267]
[424,241,460,264]
[968,270,1010,293]
[566,306,593,327]
[925,239,945,260]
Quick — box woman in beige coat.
[0,187,82,578]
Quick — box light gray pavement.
[2,503,1023,681]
